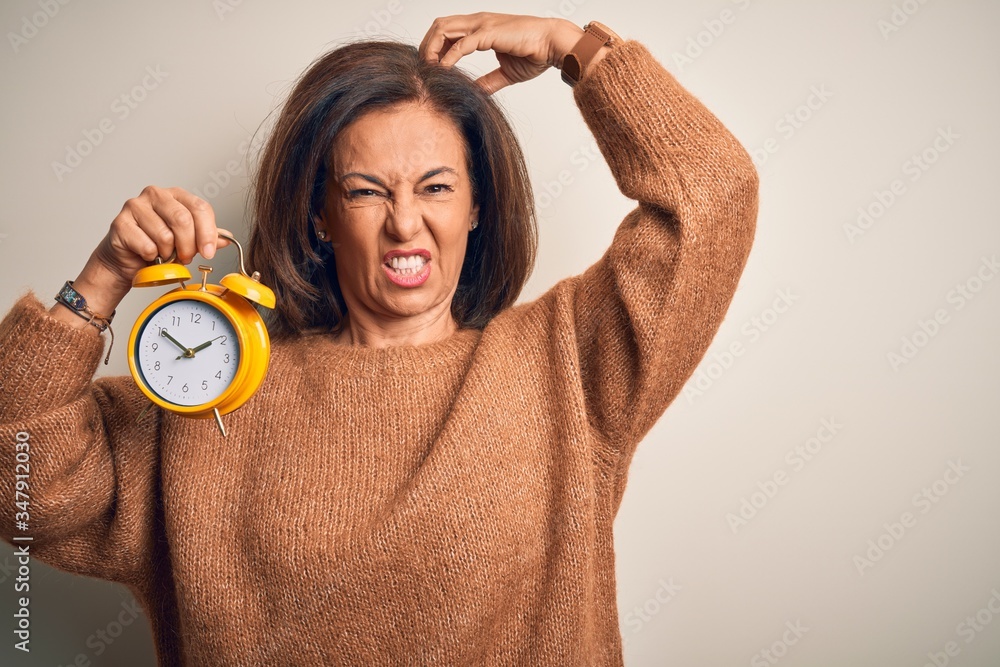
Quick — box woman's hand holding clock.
[49,186,233,331]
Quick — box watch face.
[134,299,241,407]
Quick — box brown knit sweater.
[0,41,757,666]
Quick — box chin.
[382,294,445,317]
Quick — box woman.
[0,12,757,666]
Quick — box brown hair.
[246,40,537,341]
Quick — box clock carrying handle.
[151,232,253,279]
[213,233,276,309]
[146,232,251,278]
[215,232,254,279]
[135,230,276,308]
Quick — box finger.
[425,30,468,65]
[418,16,443,61]
[121,195,175,261]
[148,191,198,265]
[475,67,513,95]
[214,228,234,249]
[110,210,160,263]
[420,15,477,63]
[172,188,219,260]
[419,15,457,62]
[439,30,495,69]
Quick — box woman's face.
[317,101,479,331]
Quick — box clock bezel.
[127,284,265,418]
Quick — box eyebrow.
[338,167,458,188]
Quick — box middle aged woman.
[0,11,758,667]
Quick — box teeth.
[390,255,426,271]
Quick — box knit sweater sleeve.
[556,41,758,469]
[0,291,161,583]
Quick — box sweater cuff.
[0,291,107,419]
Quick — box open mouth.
[382,249,432,287]
[385,254,428,275]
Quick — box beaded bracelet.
[54,281,116,365]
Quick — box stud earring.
[470,219,478,230]
[317,230,328,240]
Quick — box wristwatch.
[560,21,619,87]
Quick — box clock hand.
[160,329,194,358]
[177,336,225,360]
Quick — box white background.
[1,1,998,665]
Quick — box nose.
[384,192,422,241]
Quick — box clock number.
[211,320,216,331]
[154,361,160,371]
[182,383,189,393]
[167,375,173,385]
[201,380,209,390]
[215,371,222,379]
[224,354,230,363]
[171,316,181,326]
[190,313,201,324]
[151,342,158,351]
[219,336,227,346]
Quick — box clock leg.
[213,407,228,438]
[136,400,155,424]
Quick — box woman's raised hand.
[419,12,585,95]
[62,186,233,321]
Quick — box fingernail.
[202,242,215,258]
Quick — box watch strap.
[561,22,615,87]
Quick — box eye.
[347,188,386,199]
[424,183,454,194]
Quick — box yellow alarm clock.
[127,232,275,437]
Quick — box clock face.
[134,299,241,407]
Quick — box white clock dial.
[135,300,241,407]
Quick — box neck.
[333,309,459,348]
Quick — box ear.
[313,212,328,239]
